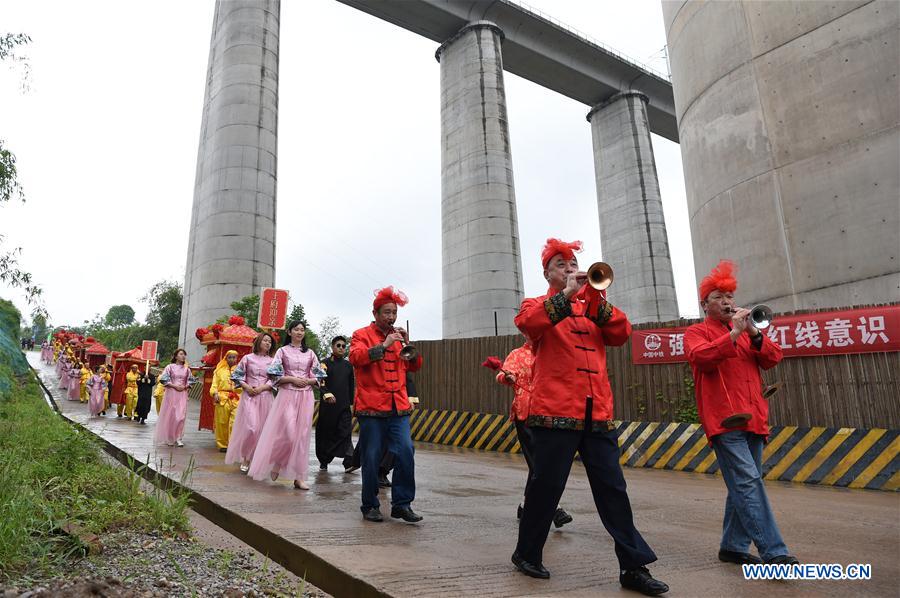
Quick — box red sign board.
[141,340,158,362]
[258,287,289,329]
[632,305,900,364]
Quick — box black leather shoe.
[344,464,360,474]
[511,551,550,579]
[362,508,383,522]
[516,504,523,520]
[718,549,763,565]
[553,507,573,528]
[390,506,423,522]
[765,554,800,565]
[218,447,227,453]
[620,567,668,596]
[319,463,328,471]
[378,474,392,488]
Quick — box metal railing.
[503,0,671,81]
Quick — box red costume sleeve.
[514,296,557,343]
[753,335,783,370]
[684,325,738,373]
[598,306,632,347]
[497,348,522,386]
[406,354,423,373]
[348,329,377,368]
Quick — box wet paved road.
[30,354,899,597]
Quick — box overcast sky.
[1,0,697,342]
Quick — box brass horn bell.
[587,262,614,291]
[750,305,774,330]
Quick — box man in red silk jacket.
[349,286,423,524]
[512,238,668,597]
[684,260,798,567]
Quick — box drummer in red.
[684,260,798,566]
[512,238,667,596]
[349,286,424,523]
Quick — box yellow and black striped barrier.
[312,405,898,492]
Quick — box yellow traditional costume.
[154,378,166,414]
[102,369,112,411]
[124,367,140,418]
[210,350,242,450]
[79,365,91,403]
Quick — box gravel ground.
[1,515,329,598]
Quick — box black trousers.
[316,404,354,468]
[514,420,535,498]
[515,422,657,570]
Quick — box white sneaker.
[176,440,184,447]
[239,464,249,473]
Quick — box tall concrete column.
[587,91,679,323]
[436,21,524,338]
[179,0,280,359]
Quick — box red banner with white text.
[632,305,900,364]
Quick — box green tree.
[229,294,260,325]
[142,280,182,359]
[0,33,45,320]
[104,304,136,328]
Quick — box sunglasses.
[334,343,346,348]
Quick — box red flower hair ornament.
[481,356,502,371]
[541,238,583,269]
[373,286,409,310]
[699,260,738,301]
[228,315,245,326]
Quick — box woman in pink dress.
[57,355,69,388]
[87,366,106,417]
[248,321,321,490]
[226,332,277,473]
[154,348,196,447]
[67,362,82,401]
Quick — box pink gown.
[225,353,275,465]
[247,345,319,482]
[154,363,196,444]
[67,366,82,401]
[57,358,69,387]
[87,374,106,416]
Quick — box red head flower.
[373,286,409,310]
[699,260,738,301]
[85,337,96,343]
[541,238,583,269]
[228,315,245,326]
[481,356,503,370]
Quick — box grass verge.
[0,371,191,581]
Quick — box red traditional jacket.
[684,316,783,441]
[497,345,534,422]
[349,322,423,416]
[514,287,631,429]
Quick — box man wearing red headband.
[512,239,667,596]
[349,286,424,523]
[684,261,798,566]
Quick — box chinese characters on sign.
[631,306,900,364]
[258,288,289,330]
[140,340,158,362]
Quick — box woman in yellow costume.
[124,364,140,420]
[154,377,166,415]
[210,350,242,452]
[79,362,91,404]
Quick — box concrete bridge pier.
[436,21,525,338]
[179,0,281,358]
[587,91,679,323]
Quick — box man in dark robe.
[135,369,156,425]
[316,336,356,471]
